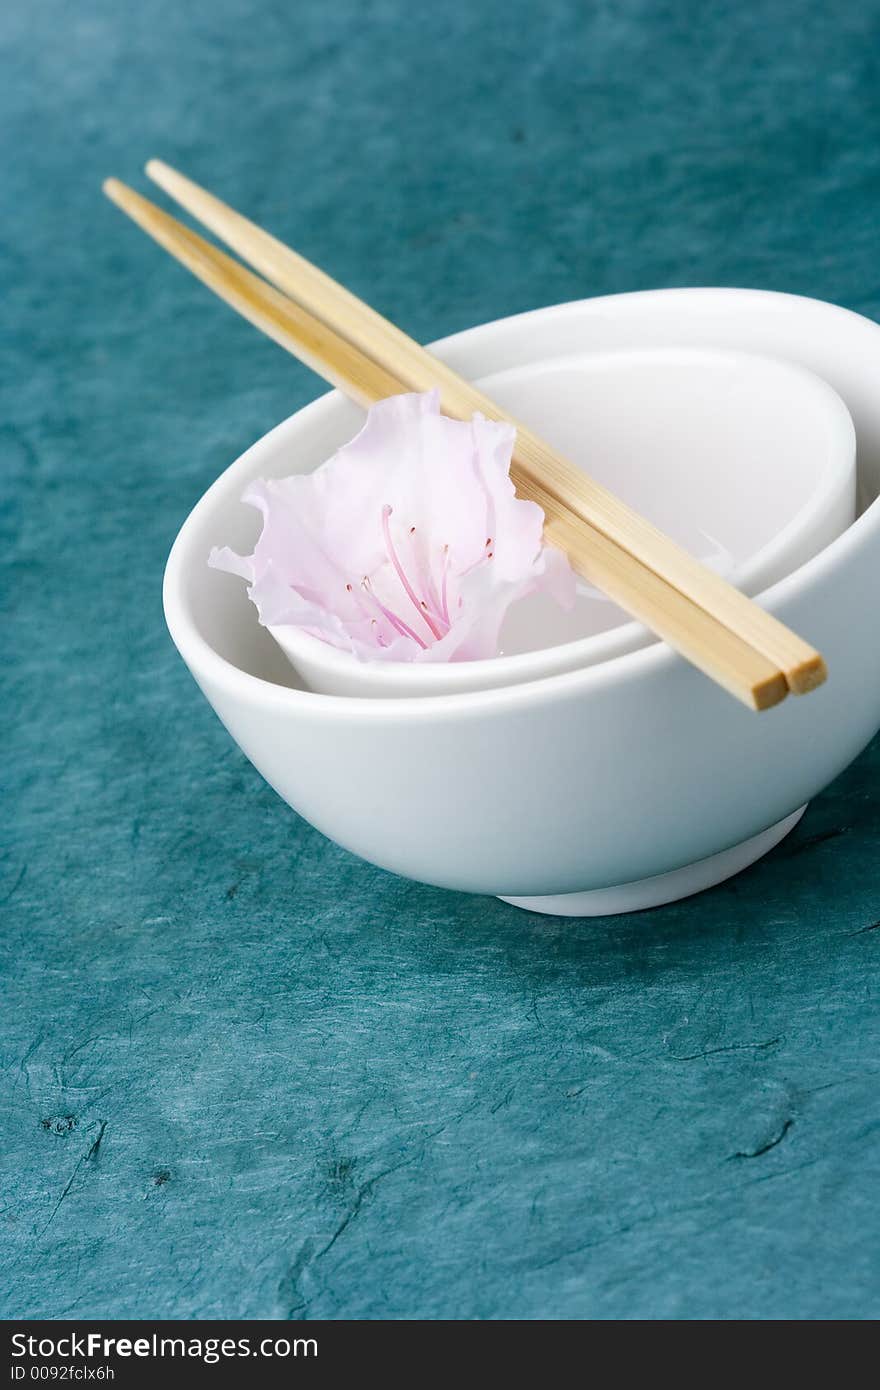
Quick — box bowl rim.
[164,286,878,724]
[268,342,856,691]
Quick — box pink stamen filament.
[361,575,427,648]
[345,577,423,649]
[381,505,447,642]
[406,526,446,626]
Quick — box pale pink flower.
[210,390,575,663]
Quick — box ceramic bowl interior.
[225,345,855,698]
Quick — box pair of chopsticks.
[104,162,827,710]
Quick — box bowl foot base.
[499,805,807,917]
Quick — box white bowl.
[263,345,855,698]
[164,289,880,916]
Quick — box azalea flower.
[210,390,575,663]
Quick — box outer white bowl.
[266,345,856,698]
[164,289,880,914]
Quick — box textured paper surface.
[3,0,879,1320]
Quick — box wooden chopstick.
[104,176,796,710]
[143,160,827,700]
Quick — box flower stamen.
[361,573,427,648]
[381,505,446,641]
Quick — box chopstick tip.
[752,671,790,712]
[788,653,828,696]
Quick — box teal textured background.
[3,0,880,1319]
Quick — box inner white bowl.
[257,346,855,697]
